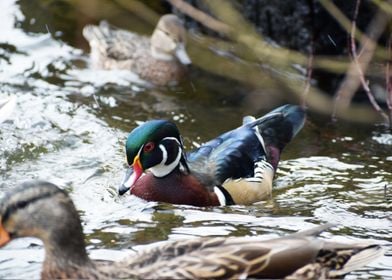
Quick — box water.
[0,0,391,278]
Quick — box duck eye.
[143,142,155,153]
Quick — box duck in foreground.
[119,104,305,206]
[0,181,383,279]
[83,14,191,86]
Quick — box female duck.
[83,14,191,86]
[0,181,382,279]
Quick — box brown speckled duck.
[83,14,191,86]
[0,181,383,279]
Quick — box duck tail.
[289,223,335,238]
[82,21,112,47]
[250,104,306,169]
[288,243,383,279]
[286,224,383,279]
[324,243,384,278]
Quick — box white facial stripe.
[136,145,143,157]
[159,144,168,165]
[149,146,182,177]
[162,137,181,145]
[214,186,226,206]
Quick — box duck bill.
[175,44,191,65]
[0,224,10,247]
[118,156,143,195]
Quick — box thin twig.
[302,0,315,109]
[386,34,392,128]
[333,0,390,123]
[351,0,389,123]
[192,0,383,123]
[167,0,230,34]
[319,0,389,59]
[302,53,313,108]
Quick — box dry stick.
[351,0,389,123]
[167,0,230,34]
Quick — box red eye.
[143,142,155,152]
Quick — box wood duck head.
[119,120,190,195]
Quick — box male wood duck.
[119,104,306,206]
[83,14,191,86]
[0,181,382,279]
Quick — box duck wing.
[186,104,306,187]
[83,21,149,61]
[186,124,265,188]
[109,224,382,279]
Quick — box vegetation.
[69,0,392,126]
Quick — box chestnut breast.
[131,172,219,206]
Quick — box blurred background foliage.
[16,0,392,125]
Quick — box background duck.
[119,104,306,206]
[83,14,191,86]
[0,181,383,279]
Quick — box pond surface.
[0,0,391,278]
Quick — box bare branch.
[302,53,313,109]
[351,0,389,123]
[302,0,315,109]
[319,0,389,60]
[167,0,230,34]
[333,0,390,123]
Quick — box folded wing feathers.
[328,244,383,277]
[83,21,143,61]
[104,225,381,279]
[140,242,272,279]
